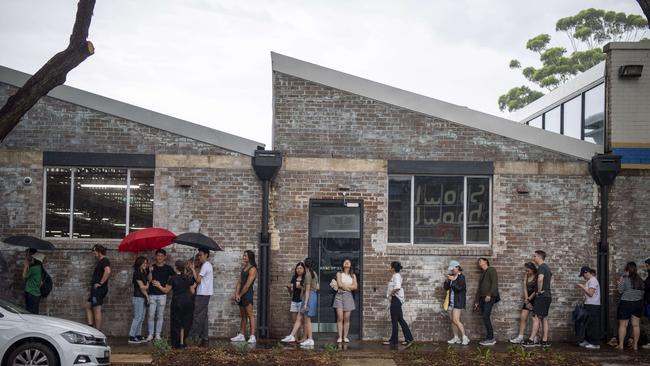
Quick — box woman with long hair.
[444,260,469,345]
[128,256,149,344]
[333,258,358,343]
[286,262,306,341]
[383,261,414,347]
[231,250,258,344]
[282,257,319,347]
[616,261,645,350]
[22,250,44,314]
[510,262,538,344]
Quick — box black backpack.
[41,267,53,298]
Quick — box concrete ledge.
[156,154,252,170]
[0,149,42,165]
[494,161,589,175]
[284,157,386,172]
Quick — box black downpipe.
[258,180,271,338]
[597,185,609,339]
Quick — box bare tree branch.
[639,0,650,28]
[0,0,96,141]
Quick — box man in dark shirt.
[84,245,111,330]
[525,250,552,348]
[473,257,499,346]
[147,249,175,341]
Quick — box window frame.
[42,165,154,239]
[387,174,492,246]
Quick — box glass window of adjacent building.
[544,106,561,133]
[584,83,604,144]
[562,96,582,140]
[387,175,491,245]
[528,115,542,128]
[44,167,154,239]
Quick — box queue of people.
[17,243,650,350]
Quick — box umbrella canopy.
[118,228,176,252]
[3,236,56,251]
[173,232,223,251]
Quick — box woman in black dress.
[230,250,258,343]
[153,259,196,348]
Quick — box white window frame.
[387,174,492,246]
[42,166,154,239]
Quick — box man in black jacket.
[474,257,499,346]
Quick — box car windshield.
[0,299,32,314]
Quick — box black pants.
[584,304,601,345]
[25,292,40,314]
[389,296,413,343]
[170,297,194,348]
[479,297,494,340]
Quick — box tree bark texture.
[0,0,96,141]
[639,0,650,28]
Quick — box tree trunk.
[0,0,96,141]
[639,0,650,27]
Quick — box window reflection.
[45,168,71,238]
[529,115,542,128]
[73,168,127,238]
[413,176,464,244]
[563,96,582,139]
[467,178,490,243]
[584,84,604,144]
[544,106,561,133]
[388,177,411,243]
[129,170,154,233]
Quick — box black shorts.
[533,297,551,318]
[617,300,643,320]
[88,286,108,307]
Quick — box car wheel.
[8,342,59,366]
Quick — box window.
[584,83,604,144]
[544,106,561,133]
[528,115,542,128]
[44,167,154,239]
[563,96,582,139]
[388,175,491,245]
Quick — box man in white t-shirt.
[577,266,600,349]
[189,248,213,346]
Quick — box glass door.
[309,200,362,338]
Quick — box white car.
[0,299,111,366]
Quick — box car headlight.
[61,331,107,346]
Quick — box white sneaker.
[447,336,460,344]
[336,337,342,343]
[145,334,153,342]
[230,334,246,342]
[281,335,295,343]
[343,337,350,343]
[300,338,314,346]
[585,343,600,349]
[154,334,161,341]
[510,335,524,344]
[578,340,588,348]
[642,343,650,350]
[247,335,256,344]
[462,335,470,345]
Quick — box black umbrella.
[3,235,56,251]
[173,232,223,251]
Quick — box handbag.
[443,289,450,311]
[329,278,338,291]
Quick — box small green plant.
[551,352,565,364]
[443,345,461,364]
[405,342,423,352]
[472,346,494,366]
[152,338,171,357]
[509,345,534,363]
[235,342,252,356]
[322,343,339,354]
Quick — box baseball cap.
[579,266,595,277]
[448,260,460,272]
[32,252,45,262]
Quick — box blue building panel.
[612,147,650,165]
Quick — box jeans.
[148,294,167,336]
[479,297,495,340]
[190,295,210,341]
[389,296,413,343]
[129,297,146,337]
[24,292,40,314]
[584,304,601,345]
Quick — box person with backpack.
[22,250,44,314]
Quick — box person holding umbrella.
[22,250,44,314]
[189,248,213,346]
[85,245,111,330]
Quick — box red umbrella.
[118,228,176,252]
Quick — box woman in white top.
[333,258,358,343]
[383,261,414,347]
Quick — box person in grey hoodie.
[616,261,645,350]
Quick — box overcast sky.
[0,0,643,147]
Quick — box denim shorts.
[299,290,318,318]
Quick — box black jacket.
[444,273,467,309]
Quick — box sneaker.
[642,343,650,350]
[300,338,314,346]
[578,341,589,348]
[479,339,496,346]
[128,336,141,344]
[281,335,295,343]
[585,343,600,349]
[154,334,162,341]
[404,341,414,349]
[145,334,154,342]
[462,335,470,345]
[447,336,460,344]
[247,335,256,344]
[136,335,147,342]
[336,337,342,343]
[343,337,350,343]
[540,341,551,348]
[522,339,540,347]
[510,335,524,344]
[231,334,246,342]
[382,341,394,345]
